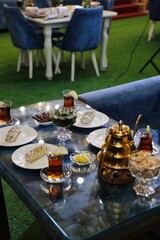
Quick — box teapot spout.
[133,114,142,138]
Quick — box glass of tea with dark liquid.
[62,89,74,109]
[0,100,12,124]
[47,153,64,180]
[137,126,155,153]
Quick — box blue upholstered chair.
[3,4,44,79]
[148,0,160,41]
[54,7,103,82]
[63,0,82,6]
[33,0,50,8]
[99,0,114,11]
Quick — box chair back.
[3,5,44,50]
[63,0,82,6]
[148,0,160,21]
[61,7,103,52]
[99,0,114,11]
[33,0,50,8]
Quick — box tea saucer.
[0,115,19,127]
[40,177,72,193]
[40,165,72,183]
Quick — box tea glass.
[0,100,12,124]
[47,152,64,180]
[137,128,155,153]
[62,89,74,109]
[40,152,71,207]
[129,152,160,197]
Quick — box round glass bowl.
[70,151,96,166]
[70,151,97,173]
[129,151,160,197]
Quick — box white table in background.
[26,10,117,80]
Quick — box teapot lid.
[109,120,131,137]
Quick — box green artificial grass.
[0,15,160,109]
[1,15,160,239]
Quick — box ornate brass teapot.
[98,120,136,184]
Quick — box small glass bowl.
[70,151,96,166]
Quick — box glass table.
[1,99,160,240]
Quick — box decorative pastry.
[80,110,95,124]
[5,126,21,142]
[25,144,48,163]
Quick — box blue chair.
[148,0,160,41]
[63,0,82,6]
[99,0,114,11]
[33,0,50,8]
[54,7,103,82]
[3,4,45,79]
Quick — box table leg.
[100,18,110,71]
[43,26,53,80]
[0,177,10,240]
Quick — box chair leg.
[81,52,85,69]
[54,50,62,74]
[23,51,29,67]
[53,50,61,74]
[148,20,156,41]
[35,50,45,67]
[17,49,23,72]
[29,50,33,79]
[71,52,75,82]
[40,49,45,67]
[61,51,66,63]
[36,50,39,67]
[91,50,100,77]
[40,49,46,67]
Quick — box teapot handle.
[98,133,112,170]
[133,114,142,138]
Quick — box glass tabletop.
[1,99,160,240]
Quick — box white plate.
[0,125,37,147]
[12,143,57,169]
[87,128,159,154]
[87,128,108,148]
[74,110,109,128]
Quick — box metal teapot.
[98,120,137,184]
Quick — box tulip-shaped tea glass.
[52,107,77,141]
[0,100,12,124]
[129,151,160,197]
[137,127,156,153]
[40,150,71,207]
[62,89,75,109]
